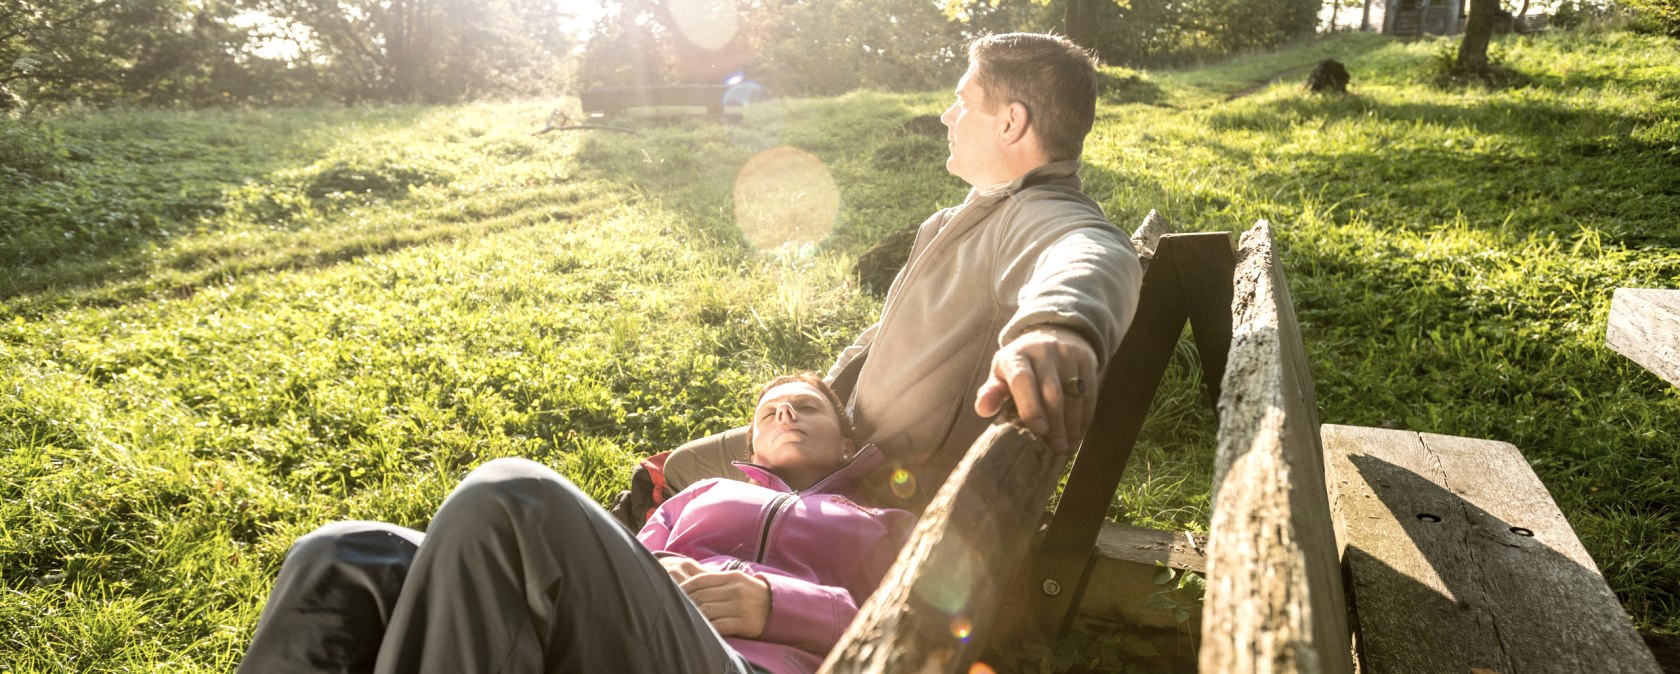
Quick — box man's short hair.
[968,33,1099,163]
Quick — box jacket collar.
[733,444,888,495]
[968,159,1083,202]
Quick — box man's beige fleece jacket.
[830,160,1142,510]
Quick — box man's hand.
[658,555,705,585]
[680,570,772,638]
[974,325,1098,454]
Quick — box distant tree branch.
[0,0,116,45]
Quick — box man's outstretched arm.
[984,222,1142,454]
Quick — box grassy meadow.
[2,25,1678,671]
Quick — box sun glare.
[733,147,840,251]
[666,0,740,51]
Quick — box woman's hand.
[680,570,772,638]
[658,555,705,584]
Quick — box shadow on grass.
[0,106,434,310]
[1081,89,1673,247]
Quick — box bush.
[0,119,71,184]
[1621,0,1680,35]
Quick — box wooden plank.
[1072,523,1207,631]
[1607,288,1680,387]
[1200,220,1353,674]
[1170,233,1236,406]
[1323,424,1662,673]
[820,420,1066,674]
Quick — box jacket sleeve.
[752,570,860,655]
[636,480,712,552]
[825,322,877,387]
[753,508,917,654]
[992,197,1142,371]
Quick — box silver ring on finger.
[1063,376,1086,398]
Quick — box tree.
[1456,0,1501,76]
[243,0,572,102]
[1,0,256,110]
[1620,0,1680,34]
[1065,0,1100,50]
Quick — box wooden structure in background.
[580,85,739,119]
[818,214,1662,674]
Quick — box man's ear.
[1000,101,1032,145]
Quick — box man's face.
[750,381,851,485]
[940,62,1007,187]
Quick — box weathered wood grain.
[1607,288,1680,387]
[1200,219,1353,674]
[1133,209,1172,273]
[819,420,1065,674]
[1323,424,1662,674]
[1073,523,1208,631]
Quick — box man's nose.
[775,403,797,421]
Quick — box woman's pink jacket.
[636,445,916,674]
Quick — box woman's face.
[750,381,854,490]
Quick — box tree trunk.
[1361,0,1373,31]
[1456,0,1499,76]
[1064,0,1095,52]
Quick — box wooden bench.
[817,215,1665,673]
[1608,288,1680,388]
[1324,425,1659,673]
[579,84,741,120]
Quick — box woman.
[239,372,913,674]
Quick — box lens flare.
[969,662,996,673]
[667,0,738,51]
[733,147,839,250]
[950,617,973,641]
[890,468,916,500]
[723,81,767,108]
[913,532,980,614]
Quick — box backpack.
[608,450,673,532]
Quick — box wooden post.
[1028,224,1236,639]
[1606,288,1680,387]
[1199,220,1353,674]
[1021,215,1187,639]
[820,421,1066,674]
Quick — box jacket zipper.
[753,492,798,564]
[737,449,870,566]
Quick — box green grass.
[2,25,1678,671]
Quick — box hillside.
[1,26,1676,670]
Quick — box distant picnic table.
[580,84,743,121]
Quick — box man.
[661,33,1142,511]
